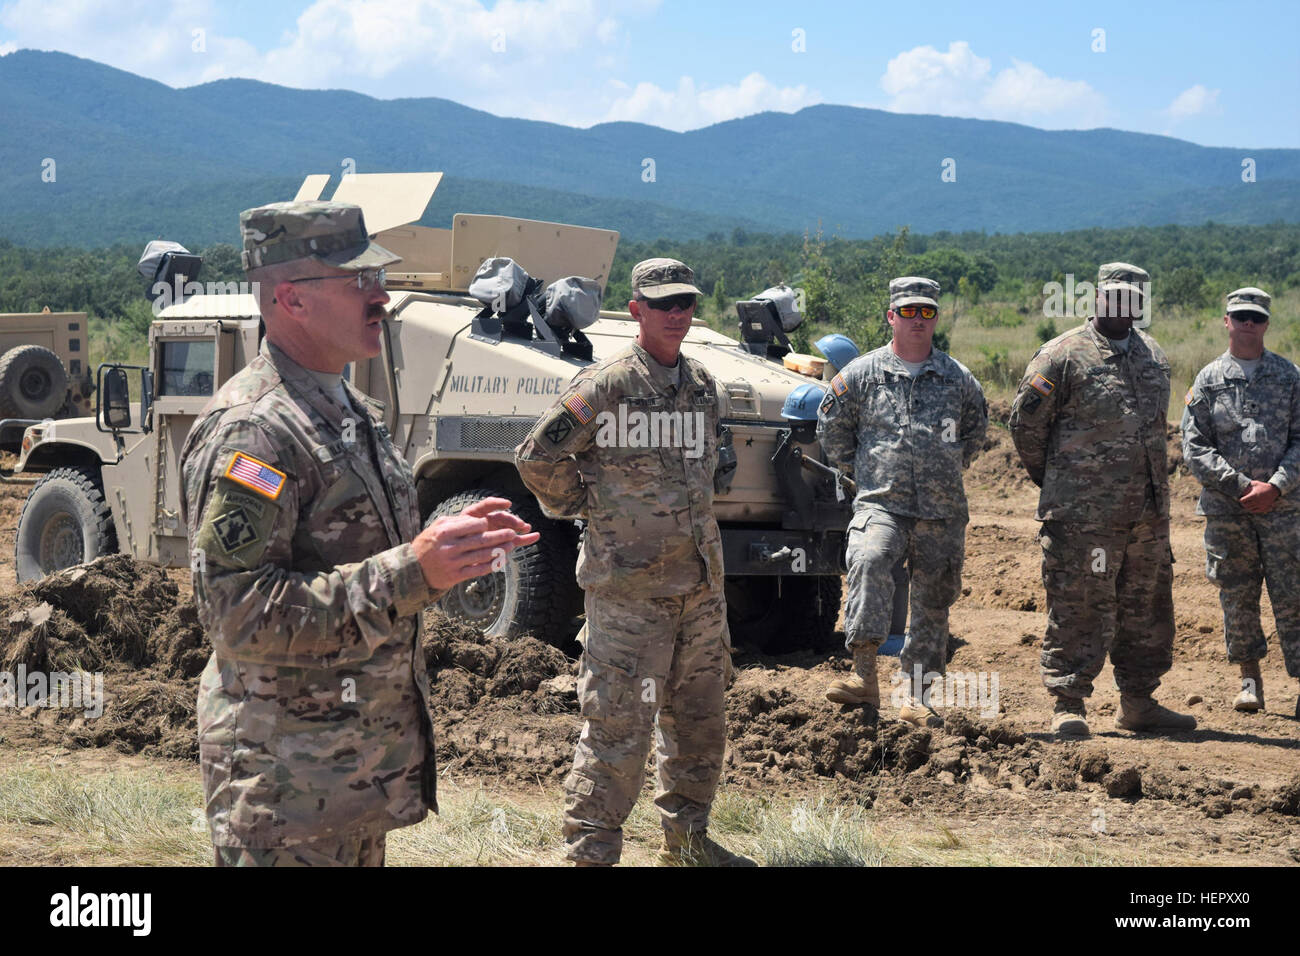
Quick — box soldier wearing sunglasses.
[818,276,988,725]
[1011,262,1195,737]
[1182,287,1300,717]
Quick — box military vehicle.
[0,308,95,451]
[11,173,852,652]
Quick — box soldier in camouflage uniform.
[817,277,988,725]
[515,257,748,867]
[1010,262,1195,737]
[180,201,538,866]
[1181,287,1300,717]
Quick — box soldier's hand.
[1239,480,1280,515]
[413,497,541,590]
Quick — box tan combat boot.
[1051,697,1089,737]
[826,646,879,707]
[1233,661,1264,712]
[897,690,943,727]
[660,831,757,867]
[1116,695,1197,732]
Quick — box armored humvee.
[11,173,851,651]
[0,308,95,451]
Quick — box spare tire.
[15,466,118,582]
[0,345,69,420]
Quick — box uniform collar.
[631,341,686,393]
[260,338,370,426]
[1220,348,1273,381]
[882,345,940,376]
[1085,320,1141,362]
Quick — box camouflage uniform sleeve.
[1267,367,1300,496]
[1180,373,1251,497]
[959,366,989,468]
[1008,349,1062,487]
[514,376,601,518]
[183,418,435,669]
[815,372,857,471]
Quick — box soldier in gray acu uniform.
[1010,262,1195,737]
[1181,286,1300,717]
[515,257,748,867]
[181,201,538,866]
[818,277,988,724]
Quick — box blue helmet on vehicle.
[781,383,827,421]
[814,333,859,373]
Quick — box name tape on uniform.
[224,452,287,500]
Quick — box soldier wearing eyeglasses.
[1010,262,1195,737]
[1182,287,1300,717]
[179,200,539,866]
[817,276,988,725]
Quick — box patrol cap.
[1226,286,1270,318]
[889,276,940,309]
[1097,262,1150,298]
[632,258,703,298]
[239,200,401,272]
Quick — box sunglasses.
[287,268,387,291]
[1229,311,1268,325]
[640,293,697,313]
[896,305,937,319]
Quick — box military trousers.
[1204,511,1300,678]
[843,508,966,677]
[1038,513,1174,700]
[213,831,386,867]
[563,584,730,865]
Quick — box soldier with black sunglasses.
[1183,286,1300,716]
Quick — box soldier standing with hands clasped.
[515,257,748,867]
[1182,286,1300,716]
[181,201,538,866]
[1010,262,1196,737]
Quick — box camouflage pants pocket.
[578,635,639,723]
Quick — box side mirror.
[104,368,131,429]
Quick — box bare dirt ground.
[1,423,1298,865]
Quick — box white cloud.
[602,72,820,130]
[1166,84,1220,120]
[0,40,15,55]
[880,41,1107,128]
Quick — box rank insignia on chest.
[224,452,287,500]
[831,374,848,397]
[1029,373,1055,397]
[563,392,596,425]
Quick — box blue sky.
[2,0,1296,146]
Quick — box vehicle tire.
[427,488,582,647]
[725,574,843,654]
[0,345,69,421]
[14,466,118,583]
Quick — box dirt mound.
[0,555,203,759]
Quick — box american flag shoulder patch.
[224,451,287,501]
[1029,373,1055,397]
[563,392,595,425]
[831,374,848,397]
[1184,388,1195,406]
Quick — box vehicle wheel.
[725,574,843,654]
[14,466,118,582]
[427,488,582,647]
[0,345,69,420]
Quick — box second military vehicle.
[0,308,95,451]
[11,173,851,652]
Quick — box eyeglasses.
[287,268,386,291]
[896,305,937,319]
[639,293,697,313]
[1229,311,1268,325]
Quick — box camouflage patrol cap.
[239,200,401,272]
[632,258,703,298]
[1226,286,1271,318]
[1097,262,1150,298]
[889,276,940,309]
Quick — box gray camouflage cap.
[632,258,703,298]
[889,276,940,309]
[1226,286,1271,318]
[1098,262,1150,298]
[239,200,401,272]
